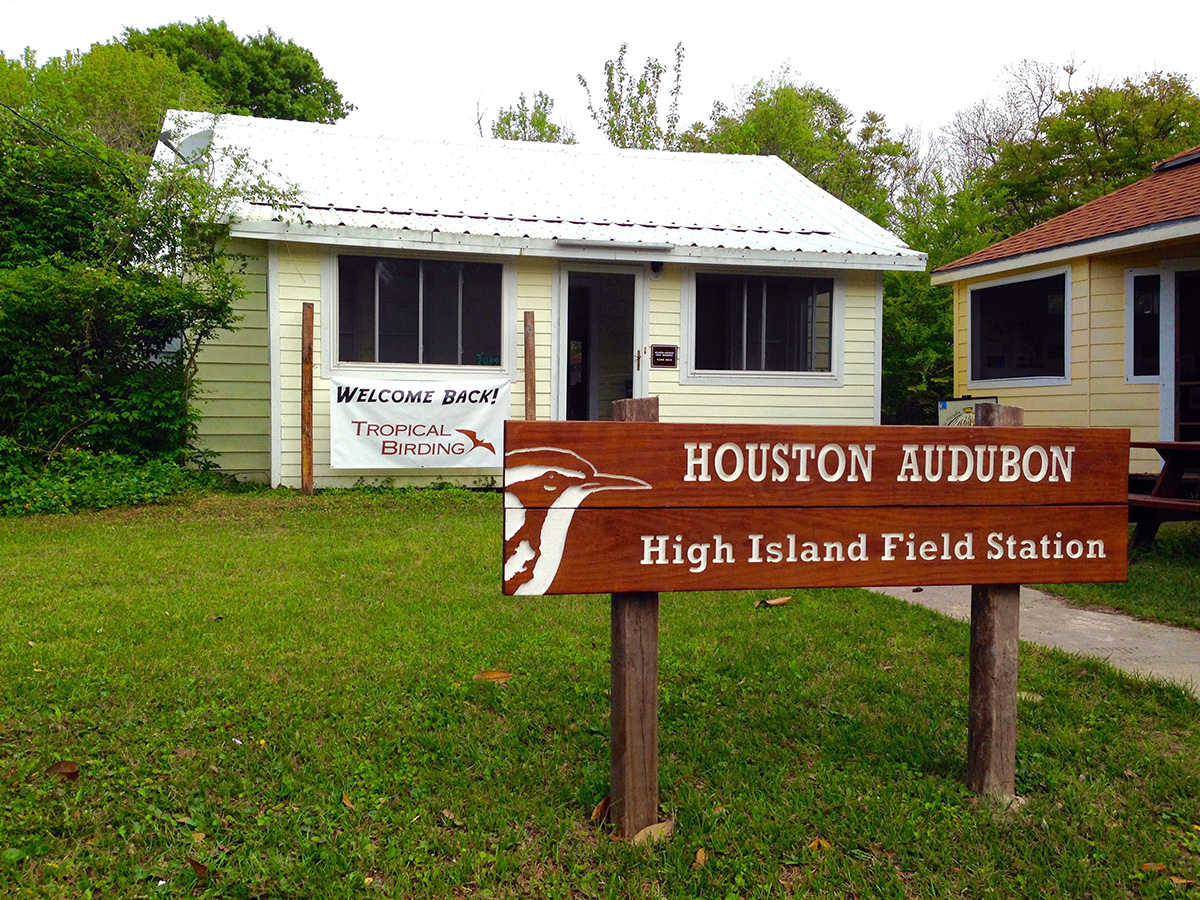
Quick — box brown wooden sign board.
[503,422,1129,595]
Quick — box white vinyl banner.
[329,376,510,469]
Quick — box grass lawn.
[2,489,1199,898]
[1042,522,1200,631]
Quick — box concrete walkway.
[869,584,1200,698]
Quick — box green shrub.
[0,440,222,515]
[0,258,223,457]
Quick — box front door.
[564,271,637,421]
[1176,271,1200,441]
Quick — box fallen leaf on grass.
[473,670,513,684]
[755,596,791,608]
[808,837,832,851]
[186,857,209,878]
[631,819,674,845]
[1141,862,1167,873]
[174,747,196,759]
[590,796,611,824]
[1170,876,1194,885]
[46,761,80,781]
[341,793,354,810]
[693,847,708,869]
[441,809,465,827]
[192,832,205,843]
[1016,691,1044,703]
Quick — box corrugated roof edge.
[162,109,925,268]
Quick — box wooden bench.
[1129,441,1200,546]
[1128,493,1200,519]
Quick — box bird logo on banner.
[456,429,496,455]
[503,447,650,595]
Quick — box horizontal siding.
[193,239,270,479]
[278,243,325,489]
[950,249,1193,474]
[257,247,889,487]
[513,257,553,423]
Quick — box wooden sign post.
[968,402,1023,797]
[609,398,661,837]
[523,311,537,422]
[501,420,1128,823]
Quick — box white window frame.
[1157,257,1200,441]
[967,265,1072,390]
[679,267,845,388]
[550,262,649,422]
[1125,267,1163,385]
[320,247,517,381]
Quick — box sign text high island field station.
[502,422,1129,595]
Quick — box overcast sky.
[4,1,1196,146]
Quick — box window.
[693,273,833,373]
[337,256,502,366]
[1126,271,1160,382]
[970,271,1068,383]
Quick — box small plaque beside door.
[650,345,678,369]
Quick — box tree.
[579,42,684,150]
[947,65,1200,236]
[696,76,929,229]
[0,46,291,458]
[2,44,216,158]
[491,91,575,143]
[123,18,352,123]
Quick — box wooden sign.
[502,423,1129,595]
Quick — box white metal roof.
[160,110,926,271]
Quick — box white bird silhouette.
[504,446,650,594]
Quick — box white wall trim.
[931,218,1200,285]
[677,266,846,388]
[1159,257,1200,440]
[228,221,927,272]
[874,272,883,425]
[267,243,282,488]
[966,265,1072,391]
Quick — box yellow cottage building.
[933,145,1200,475]
[161,111,925,488]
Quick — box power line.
[0,101,137,189]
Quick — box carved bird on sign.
[504,447,650,594]
[456,429,496,455]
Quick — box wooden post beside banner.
[609,397,661,838]
[300,302,314,497]
[523,311,537,422]
[967,402,1024,798]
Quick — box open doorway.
[565,272,636,421]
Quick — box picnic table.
[1128,441,1200,547]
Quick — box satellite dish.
[177,129,213,163]
[158,128,213,165]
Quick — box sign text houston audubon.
[501,423,1128,596]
